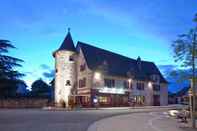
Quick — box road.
[0,106,180,131]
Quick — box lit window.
[99,96,108,103]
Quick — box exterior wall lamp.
[128,79,132,89]
[148,81,152,88]
[94,72,101,81]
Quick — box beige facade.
[74,48,168,107]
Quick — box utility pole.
[191,32,196,128]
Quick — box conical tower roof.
[57,29,76,52]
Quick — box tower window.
[66,80,71,86]
[69,56,74,61]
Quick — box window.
[134,96,145,105]
[151,75,160,82]
[99,96,108,103]
[79,78,86,88]
[82,96,89,104]
[80,63,86,72]
[66,80,71,86]
[104,79,115,88]
[153,84,160,91]
[137,82,144,90]
[124,81,132,89]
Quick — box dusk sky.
[0,0,197,92]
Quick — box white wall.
[54,50,76,107]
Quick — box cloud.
[42,69,55,78]
[39,64,54,78]
[158,64,191,92]
[24,71,33,75]
[158,64,177,76]
[40,64,51,70]
[158,64,177,71]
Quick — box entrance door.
[153,95,160,106]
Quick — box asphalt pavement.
[0,106,182,131]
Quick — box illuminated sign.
[98,87,125,94]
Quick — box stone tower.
[53,29,76,108]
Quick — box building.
[53,30,168,108]
[168,85,197,105]
[168,87,190,104]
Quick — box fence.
[0,98,54,108]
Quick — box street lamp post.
[190,79,196,128]
[191,34,196,128]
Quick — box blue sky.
[0,0,197,92]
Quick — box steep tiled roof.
[77,42,168,83]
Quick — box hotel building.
[53,30,168,108]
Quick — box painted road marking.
[148,112,164,131]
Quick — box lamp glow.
[128,79,132,83]
[148,82,152,88]
[94,72,101,80]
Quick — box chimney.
[137,56,141,71]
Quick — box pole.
[191,33,196,128]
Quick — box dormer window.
[153,84,160,91]
[151,75,160,82]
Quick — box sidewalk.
[87,111,195,131]
[43,104,185,111]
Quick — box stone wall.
[0,98,53,108]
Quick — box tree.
[172,14,197,128]
[0,40,24,97]
[31,79,51,97]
